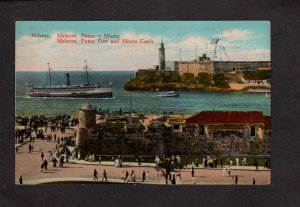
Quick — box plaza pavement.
[15,130,270,185]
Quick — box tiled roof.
[186,111,265,124]
[263,116,271,129]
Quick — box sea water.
[16,71,271,116]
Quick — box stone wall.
[213,61,271,72]
[178,61,214,76]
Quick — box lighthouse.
[158,41,165,70]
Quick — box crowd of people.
[15,114,78,144]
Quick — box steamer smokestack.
[65,73,71,86]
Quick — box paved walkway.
[16,140,270,185]
[23,176,266,185]
[69,159,268,171]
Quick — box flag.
[210,39,220,44]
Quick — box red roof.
[263,116,271,129]
[186,111,265,124]
[244,77,262,80]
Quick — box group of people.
[93,169,108,182]
[199,156,250,168]
[40,159,48,173]
[120,170,136,182]
[119,169,151,183]
[15,114,78,144]
[202,156,219,168]
[15,127,33,144]
[85,153,96,162]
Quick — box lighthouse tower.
[158,40,165,70]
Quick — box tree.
[169,72,181,83]
[213,73,230,88]
[181,73,195,85]
[196,73,213,85]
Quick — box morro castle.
[136,41,270,77]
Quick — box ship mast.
[84,60,90,84]
[48,62,52,86]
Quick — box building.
[178,54,214,76]
[76,103,99,148]
[185,111,270,154]
[242,77,263,84]
[213,61,271,72]
[158,41,165,70]
[75,103,270,155]
[165,61,179,71]
[185,111,270,139]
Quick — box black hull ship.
[27,60,113,98]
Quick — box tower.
[76,103,96,148]
[78,103,96,128]
[158,41,165,70]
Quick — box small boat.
[265,92,271,99]
[157,91,179,97]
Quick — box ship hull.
[27,85,113,98]
[28,92,113,98]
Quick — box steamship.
[27,61,113,98]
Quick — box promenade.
[16,139,270,185]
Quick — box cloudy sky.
[16,21,270,71]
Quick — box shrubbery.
[124,72,231,91]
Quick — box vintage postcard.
[15,21,271,185]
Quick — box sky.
[16,21,270,71]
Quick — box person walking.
[254,158,259,171]
[125,170,129,182]
[244,157,247,166]
[53,158,57,167]
[28,144,32,154]
[40,162,44,173]
[172,174,176,185]
[130,170,136,182]
[220,157,224,168]
[222,167,226,176]
[43,160,48,171]
[228,166,231,176]
[19,175,23,184]
[252,177,256,185]
[60,156,64,167]
[121,171,125,181]
[254,158,257,170]
[234,175,238,185]
[138,157,142,166]
[101,169,107,182]
[142,170,146,182]
[93,169,98,181]
[191,166,196,184]
[41,152,44,161]
[156,170,160,182]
